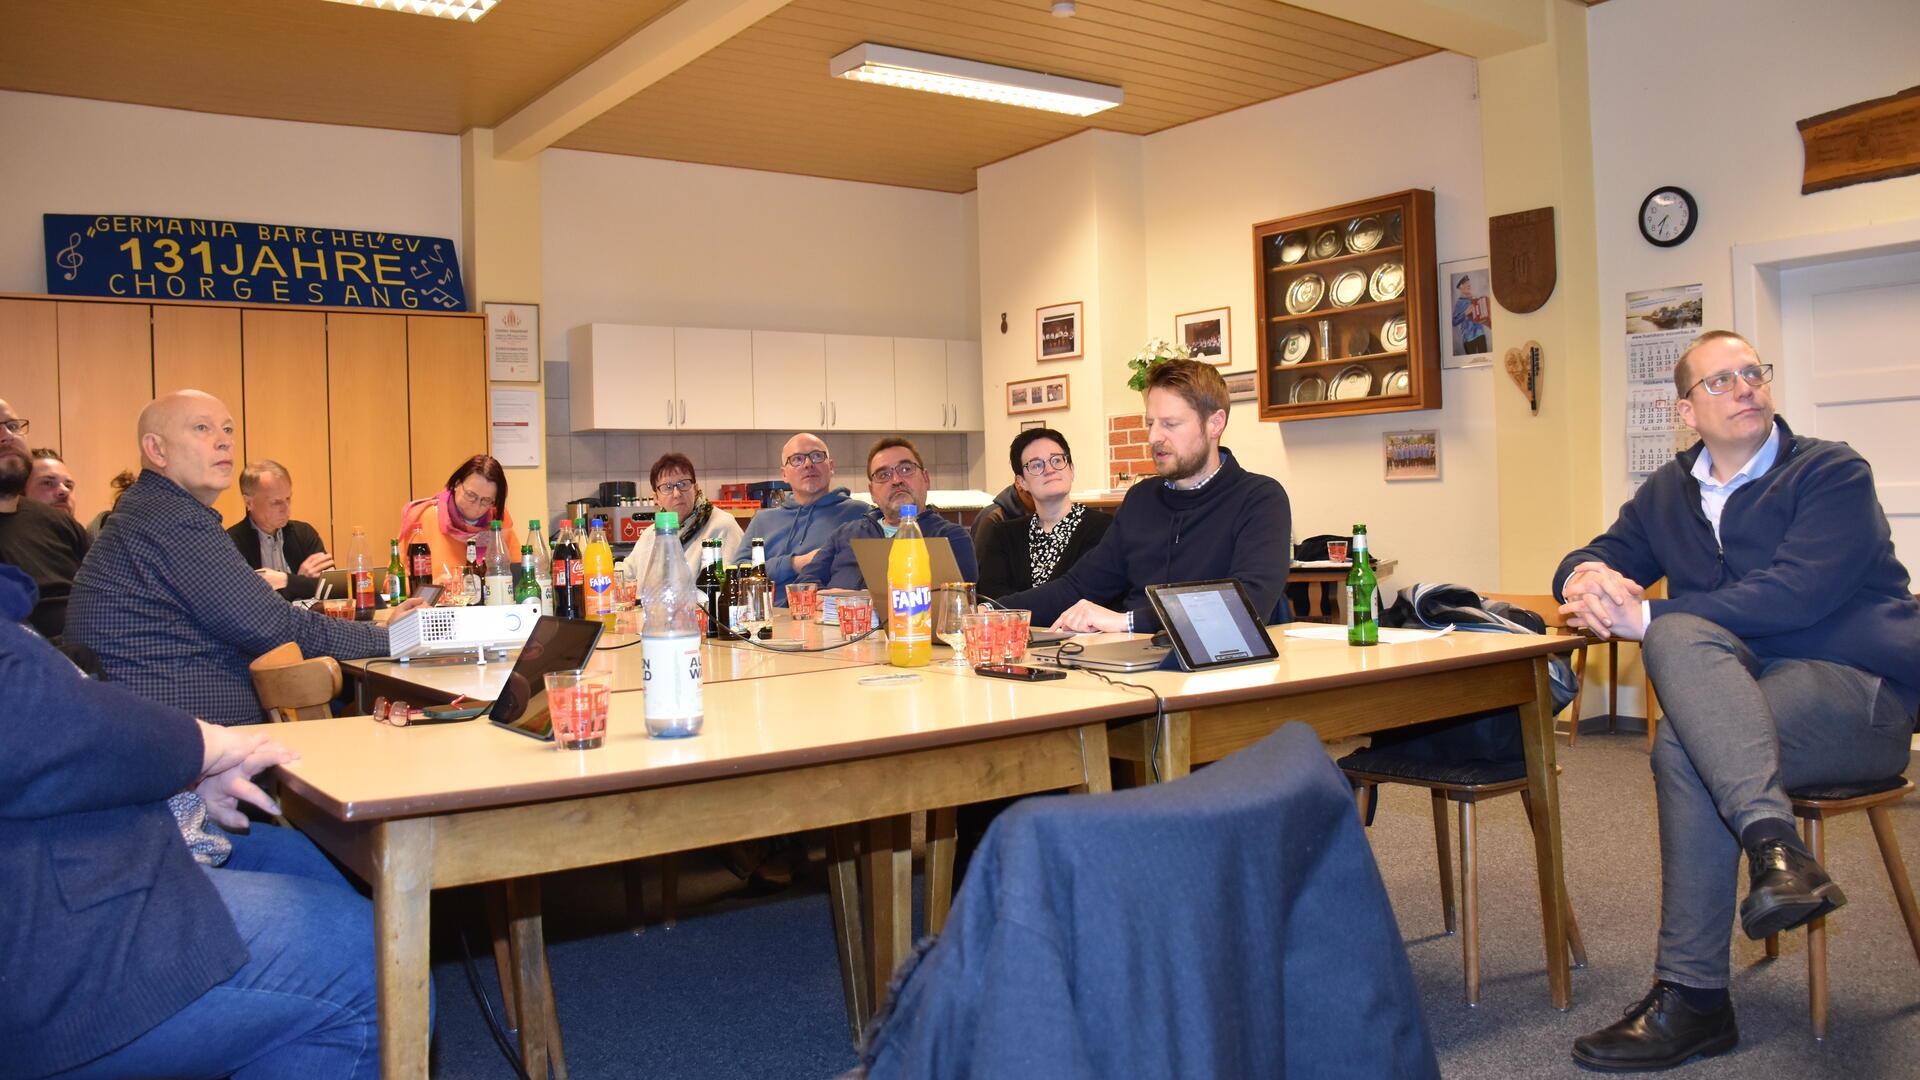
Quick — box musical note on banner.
[55,233,84,281]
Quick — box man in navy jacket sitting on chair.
[997,359,1291,631]
[1557,330,1920,1071]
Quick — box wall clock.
[1639,186,1698,248]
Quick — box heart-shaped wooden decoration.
[1504,348,1529,393]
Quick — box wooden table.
[1290,559,1399,621]
[269,664,1148,1079]
[1076,625,1582,1009]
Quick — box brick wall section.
[1107,413,1148,486]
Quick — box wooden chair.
[248,644,569,1076]
[1763,777,1920,1039]
[247,641,342,723]
[1483,593,1592,744]
[1343,751,1587,1005]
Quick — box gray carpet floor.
[1359,730,1920,1076]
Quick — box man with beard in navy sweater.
[997,359,1291,632]
[1557,331,1920,1072]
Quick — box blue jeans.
[53,823,384,1080]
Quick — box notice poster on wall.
[489,387,540,468]
[1624,283,1703,490]
[485,302,540,382]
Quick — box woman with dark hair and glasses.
[395,453,520,579]
[976,428,1112,602]
[620,451,744,577]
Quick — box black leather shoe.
[1740,838,1846,940]
[1572,984,1738,1071]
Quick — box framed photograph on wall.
[1008,373,1070,415]
[1020,419,1046,431]
[1223,369,1257,403]
[1036,301,1083,360]
[1384,429,1440,481]
[1174,307,1231,365]
[484,301,541,382]
[1438,257,1493,369]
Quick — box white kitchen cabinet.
[946,339,983,431]
[672,327,752,430]
[825,334,895,430]
[893,337,948,430]
[751,330,827,431]
[568,323,675,431]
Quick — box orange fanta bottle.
[887,505,932,667]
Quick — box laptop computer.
[849,536,968,602]
[485,616,607,741]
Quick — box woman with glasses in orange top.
[395,454,521,583]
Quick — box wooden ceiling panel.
[0,0,681,133]
[3,0,1436,192]
[560,0,1434,190]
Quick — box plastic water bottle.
[583,517,617,629]
[640,511,703,737]
[483,520,512,605]
[887,504,932,667]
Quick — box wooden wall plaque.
[1798,85,1920,195]
[1489,207,1556,314]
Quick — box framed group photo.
[1007,373,1070,415]
[1383,429,1440,481]
[1174,307,1231,365]
[1036,301,1083,360]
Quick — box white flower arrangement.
[1127,337,1194,390]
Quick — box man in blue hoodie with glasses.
[745,433,871,603]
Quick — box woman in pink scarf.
[396,454,520,583]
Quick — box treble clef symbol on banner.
[56,232,84,281]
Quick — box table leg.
[505,878,564,1080]
[1518,655,1572,1010]
[1153,711,1193,782]
[373,818,433,1080]
[925,808,956,936]
[1073,723,1113,794]
[825,825,870,1042]
[862,815,913,1013]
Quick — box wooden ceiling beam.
[1282,0,1547,59]
[492,0,794,161]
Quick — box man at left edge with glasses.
[0,398,90,644]
[791,435,977,591]
[1553,330,1920,1072]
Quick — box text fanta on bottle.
[582,517,617,629]
[887,504,932,667]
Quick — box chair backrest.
[248,641,342,723]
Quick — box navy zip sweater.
[1555,417,1920,714]
[999,448,1292,632]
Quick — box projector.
[387,604,542,658]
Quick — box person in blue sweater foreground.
[1555,331,1920,1072]
[744,432,871,603]
[0,565,379,1080]
[1000,359,1291,632]
[792,436,977,591]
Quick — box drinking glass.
[836,591,874,640]
[932,583,975,667]
[960,612,995,671]
[786,582,819,621]
[546,668,611,750]
[741,578,774,639]
[997,609,1032,663]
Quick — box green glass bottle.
[514,544,542,612]
[1345,524,1379,647]
[383,538,408,607]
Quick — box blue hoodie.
[741,487,871,597]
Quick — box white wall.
[1587,0,1920,513]
[537,149,983,515]
[973,54,1492,591]
[0,91,462,294]
[1142,52,1493,592]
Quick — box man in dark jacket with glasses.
[1556,330,1920,1071]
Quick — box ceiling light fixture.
[321,0,500,22]
[829,43,1122,117]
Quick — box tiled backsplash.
[543,361,980,526]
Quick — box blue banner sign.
[43,213,467,311]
